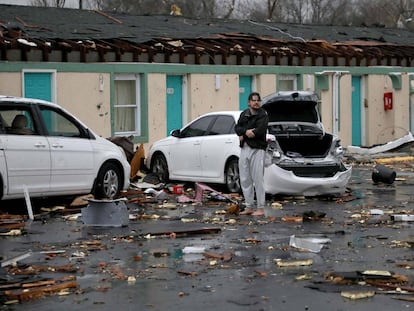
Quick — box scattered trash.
[143,226,221,238]
[194,182,237,203]
[289,235,331,253]
[172,185,184,195]
[127,276,137,284]
[176,194,193,203]
[362,270,392,277]
[325,270,408,285]
[2,276,78,302]
[144,188,169,201]
[341,290,375,300]
[376,156,414,165]
[203,250,233,262]
[182,246,206,254]
[271,202,283,209]
[274,258,313,267]
[130,181,164,190]
[370,209,384,215]
[372,164,396,184]
[302,210,326,221]
[129,143,145,179]
[226,204,240,215]
[281,216,303,223]
[2,161,414,308]
[1,250,33,267]
[391,214,414,222]
[295,274,313,281]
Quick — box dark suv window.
[208,115,235,135]
[180,116,214,138]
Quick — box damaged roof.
[1,4,414,66]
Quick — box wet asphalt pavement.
[1,162,414,311]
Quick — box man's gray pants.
[239,144,266,209]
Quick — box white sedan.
[0,96,130,201]
[146,91,352,196]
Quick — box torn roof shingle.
[0,4,413,66]
[0,4,413,44]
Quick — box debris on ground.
[2,155,414,307]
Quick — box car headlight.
[273,150,281,159]
[333,146,344,156]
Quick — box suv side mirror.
[171,129,181,137]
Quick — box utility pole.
[79,0,83,9]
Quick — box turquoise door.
[166,75,183,135]
[239,76,252,110]
[24,72,52,101]
[351,76,362,146]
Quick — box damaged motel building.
[1,5,414,149]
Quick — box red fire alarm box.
[383,92,393,110]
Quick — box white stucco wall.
[56,72,111,138]
[338,75,352,147]
[256,74,277,97]
[146,73,167,153]
[0,72,22,96]
[365,74,410,146]
[187,74,239,119]
[390,73,410,139]
[320,83,333,134]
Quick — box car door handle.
[34,142,47,148]
[51,143,63,148]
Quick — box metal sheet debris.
[81,198,129,227]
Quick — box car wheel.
[94,162,122,199]
[151,153,169,183]
[225,158,241,193]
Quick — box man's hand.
[245,129,255,138]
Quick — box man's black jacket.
[235,108,269,150]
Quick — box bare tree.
[353,0,414,28]
[266,0,281,20]
[326,0,357,26]
[90,0,238,18]
[30,0,66,7]
[40,0,414,30]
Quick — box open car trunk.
[268,123,332,158]
[262,91,349,179]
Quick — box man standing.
[235,92,269,216]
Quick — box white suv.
[0,96,130,201]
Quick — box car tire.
[151,153,169,183]
[93,162,122,199]
[225,158,241,193]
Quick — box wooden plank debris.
[4,278,78,302]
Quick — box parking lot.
[1,158,414,311]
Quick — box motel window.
[278,74,297,91]
[114,74,141,136]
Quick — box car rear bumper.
[264,163,352,196]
